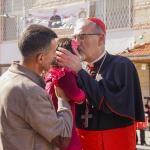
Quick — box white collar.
[90,51,106,65]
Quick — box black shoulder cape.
[76,53,144,130]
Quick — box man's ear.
[36,53,44,64]
[98,34,105,46]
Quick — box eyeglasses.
[73,33,101,40]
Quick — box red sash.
[77,124,136,150]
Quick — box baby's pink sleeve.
[58,72,86,103]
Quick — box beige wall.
[135,63,150,104]
[133,0,150,44]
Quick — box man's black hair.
[18,24,57,58]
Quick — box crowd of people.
[0,17,147,150]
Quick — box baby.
[45,38,86,150]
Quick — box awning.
[120,43,150,63]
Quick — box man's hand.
[56,48,82,73]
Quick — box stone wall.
[34,0,85,7]
[133,0,150,29]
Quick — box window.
[2,0,35,41]
[3,17,17,41]
[96,0,133,30]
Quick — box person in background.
[48,8,62,28]
[0,24,73,150]
[145,99,150,130]
[45,38,86,150]
[136,113,149,146]
[56,17,145,150]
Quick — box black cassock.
[76,52,144,130]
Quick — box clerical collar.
[90,51,106,65]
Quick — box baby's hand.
[55,86,70,101]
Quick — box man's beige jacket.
[0,63,72,150]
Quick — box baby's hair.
[57,38,74,53]
[51,38,74,67]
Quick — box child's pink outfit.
[45,67,86,150]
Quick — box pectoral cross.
[81,101,93,128]
[96,73,103,81]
